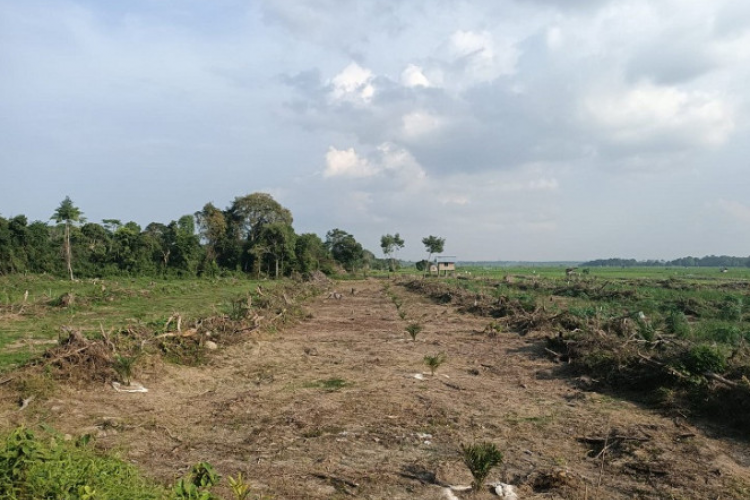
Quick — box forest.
[0,193,376,279]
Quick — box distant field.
[440,266,750,344]
[0,275,266,372]
[459,265,750,281]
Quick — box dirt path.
[2,279,750,499]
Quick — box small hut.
[431,256,457,277]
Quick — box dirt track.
[3,279,750,499]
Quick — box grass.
[0,275,266,372]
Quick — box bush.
[682,344,727,375]
[664,310,690,338]
[718,296,743,321]
[0,426,166,500]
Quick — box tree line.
[0,194,370,279]
[582,256,750,268]
[1,193,449,280]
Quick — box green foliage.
[304,378,349,392]
[228,473,252,500]
[424,352,447,375]
[682,344,727,375]
[112,354,138,385]
[0,426,166,499]
[173,462,221,500]
[461,441,503,491]
[719,296,743,321]
[664,310,691,337]
[325,228,365,273]
[405,323,423,341]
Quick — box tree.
[421,235,445,276]
[255,222,296,278]
[195,203,227,271]
[325,228,364,273]
[225,193,293,273]
[227,193,292,244]
[51,196,84,280]
[295,233,332,274]
[380,233,405,277]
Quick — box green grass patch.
[0,275,264,372]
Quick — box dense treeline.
[0,193,379,279]
[583,255,750,268]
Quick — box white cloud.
[446,30,518,85]
[401,64,431,87]
[324,147,375,178]
[329,62,375,105]
[585,83,735,147]
[401,111,443,138]
[323,142,426,187]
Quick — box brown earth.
[2,279,750,499]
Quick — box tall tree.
[421,235,445,276]
[380,233,405,277]
[295,233,332,274]
[51,196,84,280]
[325,228,364,273]
[195,202,227,270]
[256,222,296,278]
[226,193,293,273]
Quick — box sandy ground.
[2,278,750,499]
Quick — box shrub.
[664,310,690,338]
[718,296,743,321]
[682,344,727,375]
[0,426,166,500]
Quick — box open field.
[0,275,270,372]
[1,273,750,499]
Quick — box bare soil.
[2,279,750,499]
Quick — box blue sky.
[2,0,750,261]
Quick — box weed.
[664,310,691,338]
[423,352,447,375]
[461,441,503,492]
[405,323,423,341]
[484,321,503,338]
[682,344,727,375]
[173,462,221,500]
[304,378,349,392]
[228,472,251,500]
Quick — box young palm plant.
[461,441,503,492]
[424,352,447,375]
[405,323,423,341]
[112,354,137,386]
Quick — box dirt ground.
[2,279,750,499]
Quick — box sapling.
[424,352,447,375]
[228,472,251,500]
[405,323,423,341]
[112,354,137,386]
[461,441,503,492]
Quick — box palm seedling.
[405,323,423,341]
[424,352,447,375]
[112,354,137,386]
[461,441,503,492]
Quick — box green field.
[0,275,267,372]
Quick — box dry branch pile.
[402,278,750,432]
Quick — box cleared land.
[2,276,750,499]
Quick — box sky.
[2,0,750,262]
